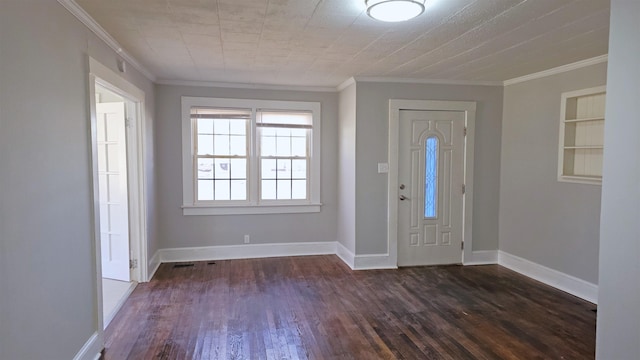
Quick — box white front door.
[397,110,465,266]
[97,102,130,281]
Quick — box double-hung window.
[258,111,312,201]
[182,97,321,215]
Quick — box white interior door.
[397,110,465,266]
[97,102,130,281]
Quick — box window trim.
[181,97,321,215]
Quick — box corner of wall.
[147,250,161,281]
[465,250,499,265]
[72,332,103,360]
[336,241,355,269]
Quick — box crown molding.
[160,76,500,92]
[503,55,608,86]
[156,79,337,93]
[57,0,156,82]
[336,77,356,91]
[352,76,503,87]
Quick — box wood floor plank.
[103,256,595,359]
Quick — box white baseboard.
[335,242,397,270]
[353,253,398,270]
[498,251,598,304]
[154,241,398,270]
[148,245,599,305]
[147,250,161,281]
[464,250,498,265]
[336,242,355,269]
[73,331,103,360]
[159,241,337,263]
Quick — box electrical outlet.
[244,235,250,244]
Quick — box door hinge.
[125,118,133,128]
[464,127,467,137]
[129,259,138,269]
[462,184,466,194]
[461,242,464,250]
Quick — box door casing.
[88,57,148,334]
[388,100,476,267]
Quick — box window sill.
[182,203,322,216]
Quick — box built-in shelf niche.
[558,86,606,185]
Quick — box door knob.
[399,195,408,201]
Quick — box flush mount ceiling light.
[366,0,427,22]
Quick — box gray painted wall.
[596,0,640,357]
[353,82,503,255]
[2,2,631,358]
[337,83,357,253]
[0,2,156,358]
[154,85,338,249]
[500,62,607,285]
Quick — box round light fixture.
[366,0,427,22]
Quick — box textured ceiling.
[75,0,610,87]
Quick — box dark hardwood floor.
[103,255,596,359]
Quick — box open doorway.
[95,84,135,327]
[89,57,148,331]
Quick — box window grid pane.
[197,180,214,201]
[259,156,309,200]
[230,180,246,200]
[197,156,248,201]
[197,118,248,156]
[291,180,307,199]
[261,180,276,200]
[195,115,248,202]
[424,137,438,218]
[197,134,213,155]
[197,158,214,179]
[259,127,309,201]
[277,180,292,199]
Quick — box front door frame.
[388,100,476,266]
[88,57,148,332]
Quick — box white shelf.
[563,146,604,150]
[558,175,603,186]
[564,117,605,123]
[558,86,606,185]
